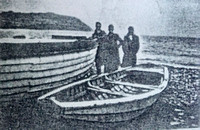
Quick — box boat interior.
[43,66,165,103]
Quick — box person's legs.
[121,55,126,67]
[104,64,109,73]
[109,57,119,72]
[122,54,131,67]
[131,55,137,67]
[95,46,103,74]
[96,63,101,74]
[95,56,102,75]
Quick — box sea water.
[138,36,200,69]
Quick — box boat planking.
[0,38,98,102]
[38,64,169,122]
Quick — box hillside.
[0,11,92,31]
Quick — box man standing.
[92,22,106,75]
[92,22,106,39]
[122,26,140,67]
[104,24,123,73]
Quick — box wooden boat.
[0,38,97,102]
[38,64,169,122]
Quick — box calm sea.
[138,36,200,69]
[0,29,199,69]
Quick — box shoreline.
[137,61,200,70]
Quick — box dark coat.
[122,34,140,67]
[104,33,122,72]
[92,30,106,73]
[92,30,106,40]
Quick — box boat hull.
[63,94,159,122]
[39,64,169,122]
[63,106,147,123]
[0,39,97,102]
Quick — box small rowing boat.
[38,64,169,122]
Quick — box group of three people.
[92,22,140,75]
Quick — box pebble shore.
[0,66,199,129]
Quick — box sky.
[0,0,200,37]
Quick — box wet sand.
[0,66,199,129]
